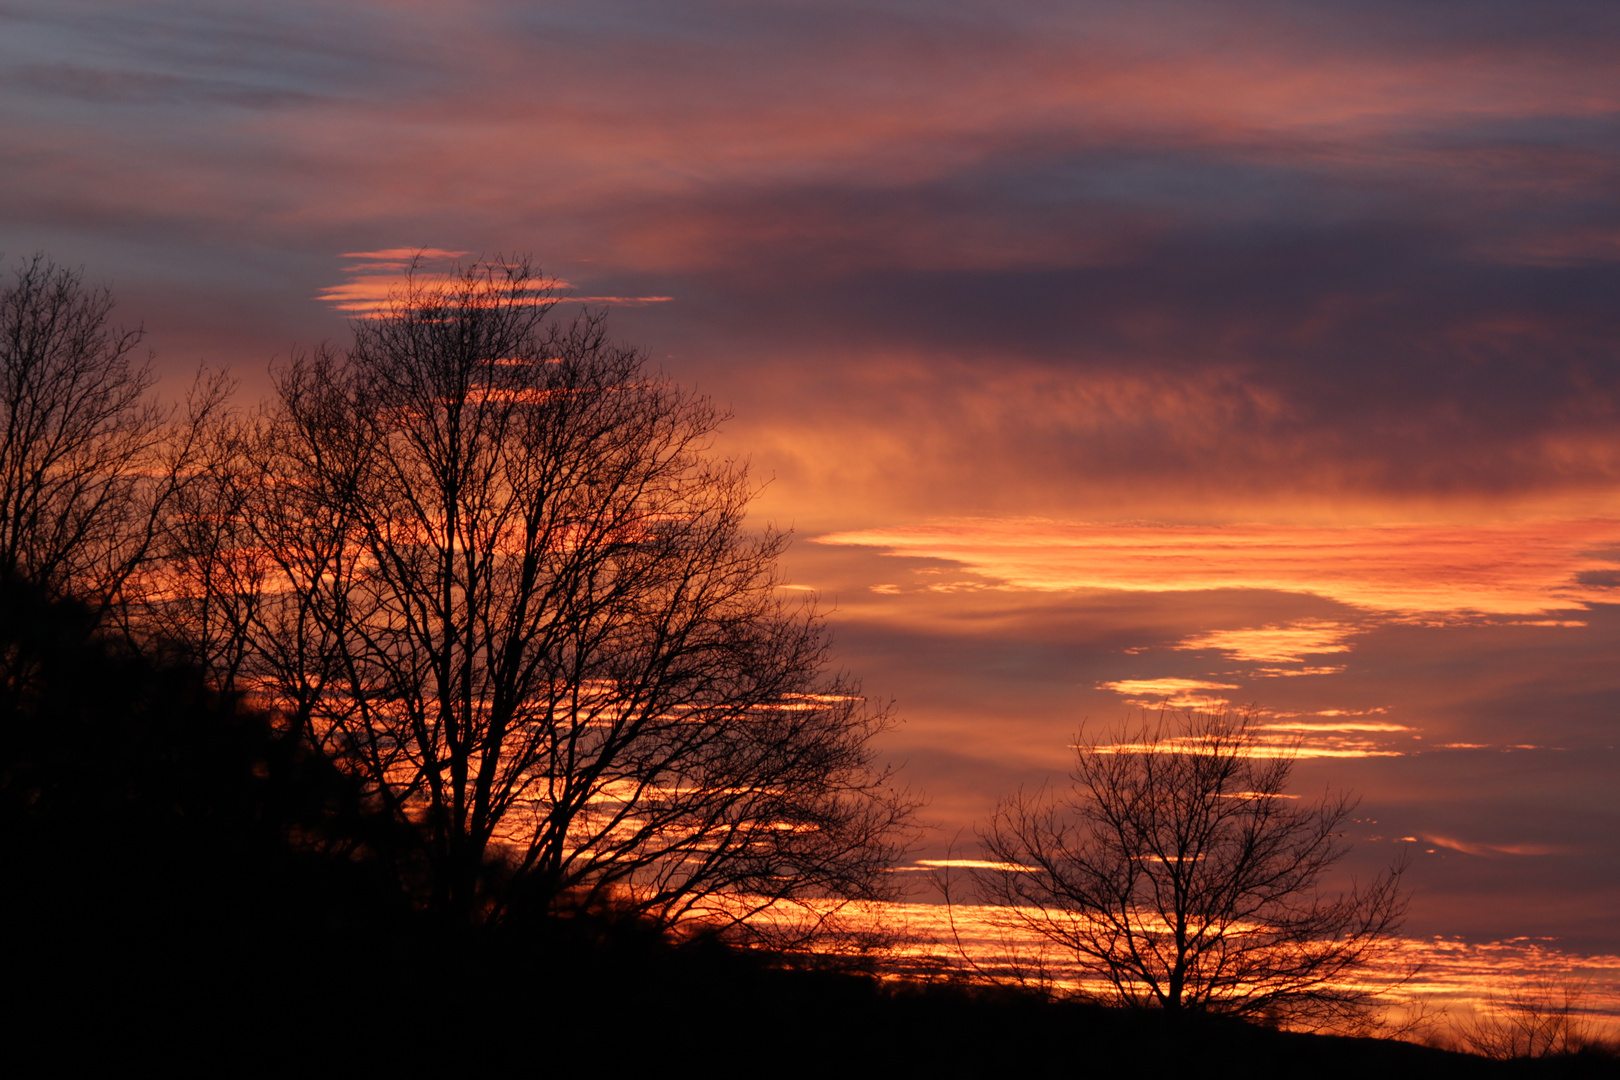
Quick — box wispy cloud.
[1174,618,1362,670]
[1098,677,1239,710]
[1087,735,1405,760]
[815,518,1620,617]
[317,250,671,315]
[1424,834,1563,858]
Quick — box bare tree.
[1452,980,1595,1060]
[0,255,161,604]
[135,395,262,683]
[971,710,1407,1025]
[0,254,227,619]
[216,257,913,931]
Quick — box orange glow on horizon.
[720,895,1620,1041]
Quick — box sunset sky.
[4,0,1618,968]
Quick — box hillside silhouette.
[5,584,1612,1076]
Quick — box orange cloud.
[339,248,471,263]
[1087,686,1413,758]
[316,252,571,315]
[317,252,670,315]
[1259,721,1409,733]
[1175,619,1360,663]
[911,859,1033,872]
[1089,737,1405,760]
[815,518,1620,616]
[1098,678,1239,710]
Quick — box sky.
[4,0,1619,972]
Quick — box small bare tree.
[972,710,1407,1025]
[211,257,913,931]
[1453,981,1593,1060]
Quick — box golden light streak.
[912,859,1034,872]
[1258,721,1411,733]
[1099,678,1239,696]
[1247,666,1349,677]
[1088,739,1404,759]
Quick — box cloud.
[1079,687,1414,757]
[908,858,1031,872]
[9,3,1620,527]
[815,518,1620,616]
[1424,834,1562,858]
[1098,677,1239,710]
[0,63,328,108]
[1259,720,1409,733]
[340,248,472,263]
[317,251,671,314]
[1175,619,1361,664]
[1088,736,1405,760]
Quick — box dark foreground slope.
[1,587,1611,1078]
[489,924,1617,1079]
[0,583,427,1069]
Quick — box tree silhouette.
[1452,980,1597,1060]
[192,257,913,931]
[0,254,158,603]
[971,710,1407,1026]
[0,254,227,619]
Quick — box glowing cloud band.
[816,518,1620,616]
